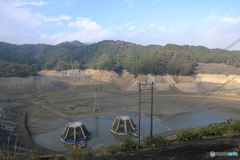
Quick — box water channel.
[32,106,240,151]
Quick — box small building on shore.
[61,121,91,144]
[110,116,136,135]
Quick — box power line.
[54,38,240,137]
[73,36,240,138]
[139,37,240,111]
[164,75,239,123]
[140,75,240,135]
[139,38,240,135]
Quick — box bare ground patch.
[196,62,240,74]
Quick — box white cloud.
[124,0,134,7]
[170,25,188,35]
[98,23,240,50]
[149,23,155,27]
[194,24,240,49]
[203,10,240,24]
[0,1,71,28]
[68,17,102,30]
[0,3,41,26]
[158,26,165,30]
[119,30,145,38]
[39,29,114,44]
[44,15,71,22]
[203,11,219,22]
[26,1,48,6]
[1,1,239,50]
[203,26,217,35]
[118,26,123,30]
[124,22,133,27]
[116,22,136,30]
[128,26,137,30]
[57,22,63,25]
[219,17,240,23]
[13,0,49,7]
[0,0,73,44]
[40,17,113,44]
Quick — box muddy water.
[32,107,240,151]
[162,106,240,128]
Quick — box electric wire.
[139,38,240,135]
[140,74,240,136]
[47,38,240,137]
[73,38,240,136]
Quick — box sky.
[1,0,240,50]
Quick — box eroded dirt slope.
[1,67,240,95]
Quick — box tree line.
[0,40,239,77]
[0,60,37,77]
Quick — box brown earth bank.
[1,68,240,95]
[37,69,240,94]
[196,62,240,75]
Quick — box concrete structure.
[110,116,136,135]
[61,122,91,144]
[0,105,19,131]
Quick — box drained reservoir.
[32,107,240,151]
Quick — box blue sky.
[1,0,240,50]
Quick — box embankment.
[0,69,240,95]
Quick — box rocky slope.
[40,69,240,94]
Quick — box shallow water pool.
[32,107,240,151]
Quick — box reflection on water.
[32,107,240,151]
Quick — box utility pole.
[150,82,154,144]
[137,82,141,149]
[93,84,100,112]
[137,81,155,149]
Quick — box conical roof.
[110,116,136,135]
[61,121,91,144]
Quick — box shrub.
[65,148,93,160]
[93,144,108,156]
[106,145,119,155]
[177,123,240,142]
[143,134,169,148]
[223,130,237,138]
[176,130,200,141]
[199,124,229,138]
[118,137,137,152]
[229,122,240,132]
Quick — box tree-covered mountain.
[57,40,86,47]
[0,40,239,77]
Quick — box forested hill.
[0,40,240,77]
